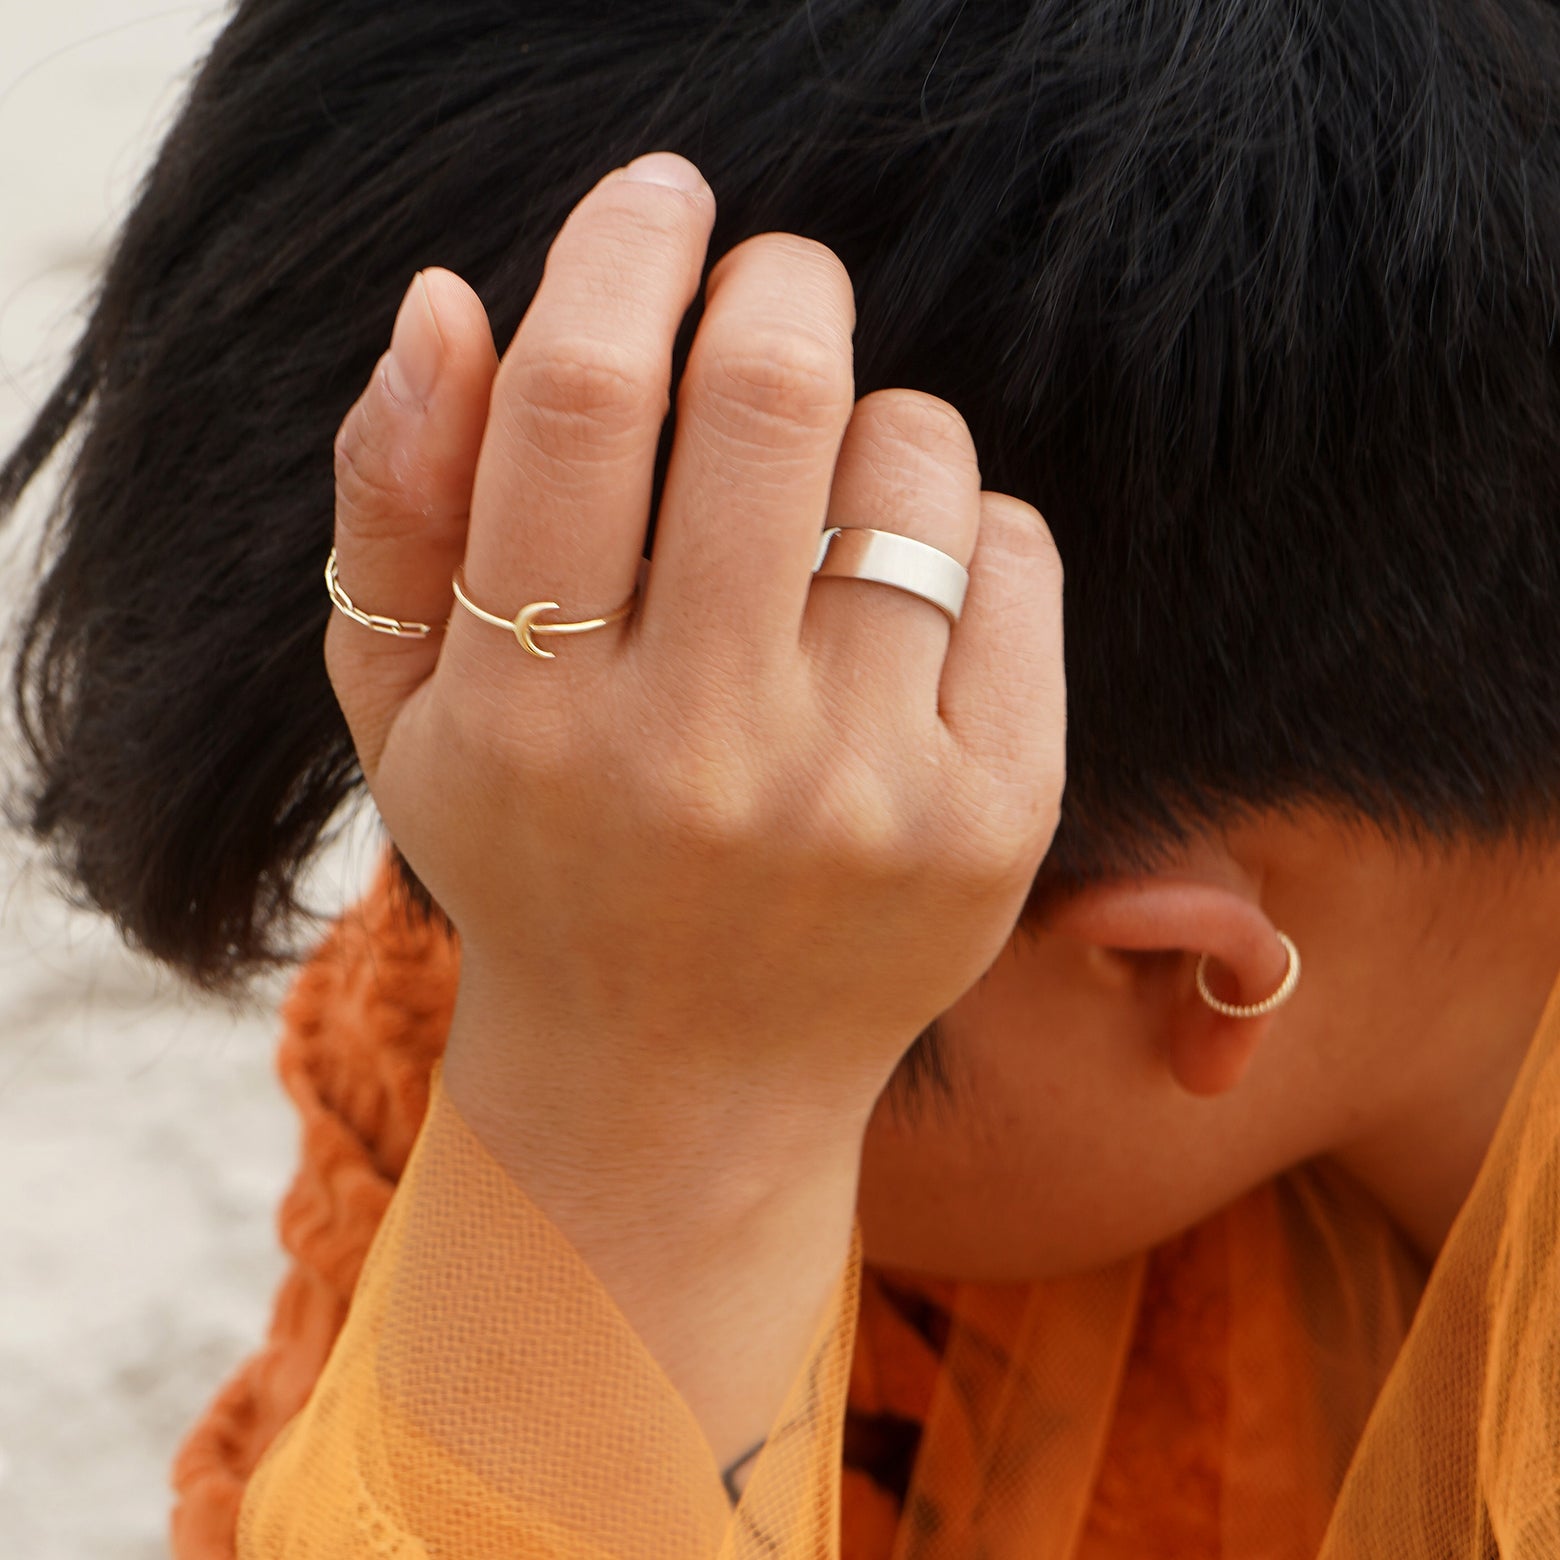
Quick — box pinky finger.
[937,492,1066,796]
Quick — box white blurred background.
[0,7,383,1555]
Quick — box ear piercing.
[1195,932,1301,1019]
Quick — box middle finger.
[456,151,715,673]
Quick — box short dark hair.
[4,0,1560,996]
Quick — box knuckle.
[983,493,1063,589]
[711,232,854,309]
[929,832,1015,904]
[589,180,710,253]
[656,777,769,855]
[949,777,1061,873]
[693,326,852,435]
[805,759,910,874]
[504,338,666,441]
[333,395,410,534]
[855,389,978,477]
[647,742,770,851]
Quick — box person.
[4,1,1560,1555]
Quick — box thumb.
[325,267,498,782]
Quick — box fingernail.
[619,151,706,193]
[385,271,443,406]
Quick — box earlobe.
[1171,932,1300,1095]
[1165,983,1271,1096]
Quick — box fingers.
[937,492,1066,807]
[635,233,857,675]
[455,152,715,683]
[325,267,499,779]
[330,162,1061,863]
[802,389,981,719]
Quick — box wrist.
[440,967,870,1241]
[438,969,865,1466]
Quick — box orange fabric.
[170,858,457,1558]
[168,845,1559,1559]
[170,851,1268,1557]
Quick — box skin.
[858,813,1560,1280]
[323,148,1560,1484]
[327,148,1062,1469]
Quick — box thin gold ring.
[451,560,645,660]
[1195,931,1301,1020]
[324,546,437,639]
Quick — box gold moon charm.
[512,601,561,658]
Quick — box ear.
[1043,863,1295,1098]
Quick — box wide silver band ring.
[813,526,969,624]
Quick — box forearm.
[439,968,868,1477]
[238,1014,865,1559]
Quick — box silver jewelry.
[812,526,969,624]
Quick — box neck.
[1322,851,1560,1263]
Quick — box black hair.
[4,0,1560,1000]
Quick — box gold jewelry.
[324,525,971,659]
[451,559,645,659]
[323,545,643,655]
[324,547,438,639]
[1195,931,1301,1019]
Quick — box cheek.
[854,938,1255,1282]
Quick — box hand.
[325,148,1065,1466]
[325,149,1064,1162]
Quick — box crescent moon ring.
[512,602,563,659]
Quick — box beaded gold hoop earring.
[1195,932,1301,1019]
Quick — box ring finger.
[802,388,981,719]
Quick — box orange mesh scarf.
[170,847,1560,1559]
